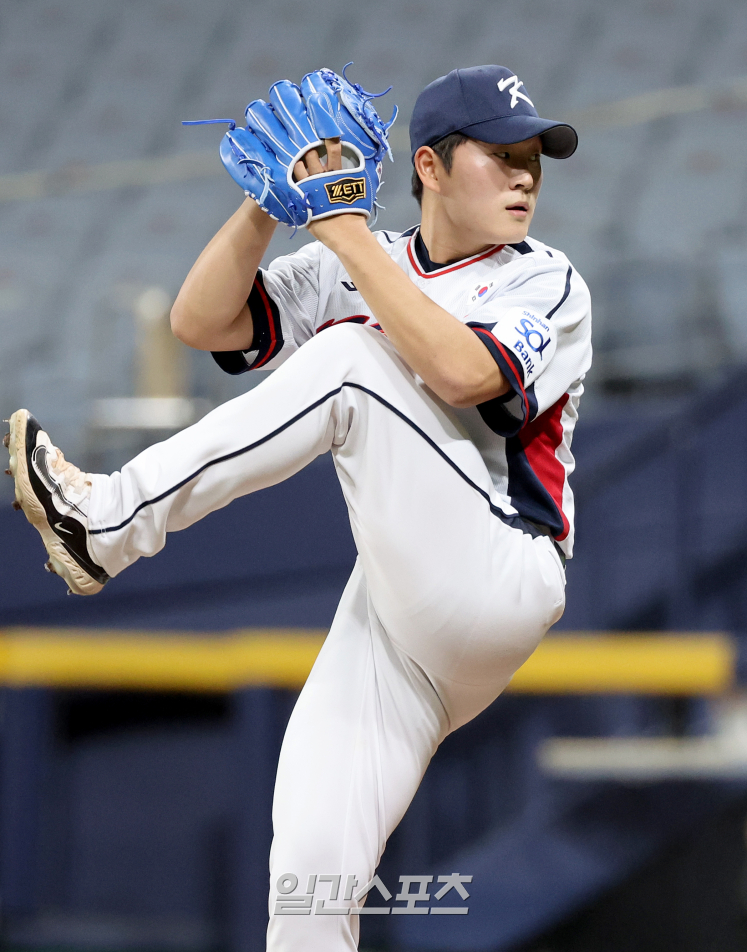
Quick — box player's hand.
[293,137,343,181]
[296,137,369,243]
[308,208,370,246]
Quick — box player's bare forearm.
[309,215,509,407]
[171,198,277,352]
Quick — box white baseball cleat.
[4,409,109,595]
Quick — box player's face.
[441,136,543,245]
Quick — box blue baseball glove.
[185,65,397,230]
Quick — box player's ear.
[414,146,442,196]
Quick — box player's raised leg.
[6,325,563,717]
[43,321,475,579]
[109,327,561,707]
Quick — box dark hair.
[410,132,470,206]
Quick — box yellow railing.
[0,629,734,695]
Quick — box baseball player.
[7,66,590,950]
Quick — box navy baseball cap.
[409,65,578,162]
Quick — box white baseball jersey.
[87,226,576,952]
[213,226,592,557]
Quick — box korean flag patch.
[468,280,495,305]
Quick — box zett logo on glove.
[324,177,367,205]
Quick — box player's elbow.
[170,301,199,347]
[442,385,489,409]
[435,379,473,408]
[171,300,255,353]
[437,370,511,409]
[170,302,214,351]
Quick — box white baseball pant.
[87,324,566,952]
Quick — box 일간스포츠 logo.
[273,872,473,915]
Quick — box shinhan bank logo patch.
[325,177,366,205]
[497,75,534,110]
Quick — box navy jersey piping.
[508,241,533,255]
[381,228,413,244]
[508,241,553,259]
[546,266,572,320]
[89,382,555,547]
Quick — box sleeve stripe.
[469,326,530,430]
[470,327,525,384]
[211,272,285,375]
[492,336,529,431]
[545,265,572,321]
[211,349,253,375]
[249,273,285,369]
[317,314,371,333]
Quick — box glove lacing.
[338,63,398,161]
[183,117,279,209]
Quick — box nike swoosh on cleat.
[32,445,86,518]
[32,446,57,494]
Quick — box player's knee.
[317,321,381,348]
[308,322,392,368]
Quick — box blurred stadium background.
[3,0,747,949]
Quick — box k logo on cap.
[496,74,534,110]
[409,65,578,162]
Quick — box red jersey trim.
[472,327,530,431]
[251,278,280,369]
[519,395,571,540]
[317,314,373,333]
[406,233,505,278]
